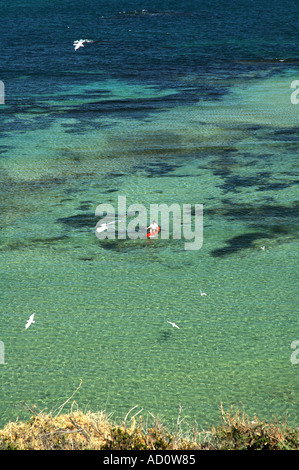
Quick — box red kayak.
[147,226,160,238]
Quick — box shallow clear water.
[0,1,298,429]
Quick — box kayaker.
[147,220,159,234]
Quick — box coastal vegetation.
[0,403,298,450]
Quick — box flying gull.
[73,39,86,51]
[73,39,95,51]
[96,221,116,233]
[167,321,180,329]
[25,313,35,330]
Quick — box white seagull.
[73,39,86,51]
[199,289,207,296]
[96,221,116,233]
[25,313,35,330]
[167,321,180,329]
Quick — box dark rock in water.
[56,213,98,229]
[76,204,92,211]
[208,200,299,223]
[98,239,143,253]
[211,232,273,257]
[0,235,70,252]
[31,235,69,244]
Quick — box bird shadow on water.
[156,330,174,344]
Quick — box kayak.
[147,226,160,238]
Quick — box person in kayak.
[147,220,159,234]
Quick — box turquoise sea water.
[0,1,298,429]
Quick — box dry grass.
[0,403,196,450]
[0,409,112,450]
[209,404,299,450]
[0,398,298,450]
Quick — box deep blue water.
[0,1,298,430]
[2,1,299,98]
